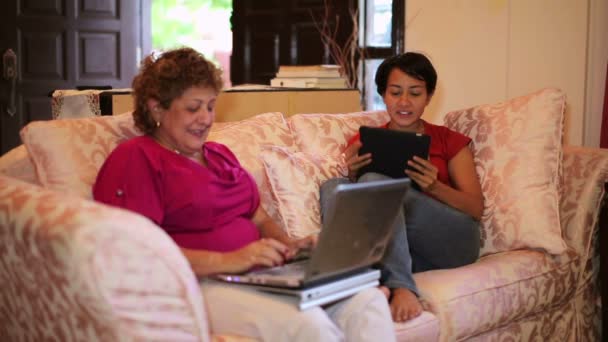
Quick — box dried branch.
[311,0,363,88]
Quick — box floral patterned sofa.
[0,87,607,341]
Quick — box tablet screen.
[357,126,431,182]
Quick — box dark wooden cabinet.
[0,0,140,154]
[230,0,356,85]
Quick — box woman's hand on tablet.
[343,141,371,180]
[405,156,438,192]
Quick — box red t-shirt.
[93,136,261,252]
[348,120,471,187]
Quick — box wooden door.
[231,0,356,85]
[0,0,141,154]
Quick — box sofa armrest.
[560,146,608,255]
[0,144,38,185]
[0,175,209,341]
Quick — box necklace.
[150,135,207,166]
[152,135,181,154]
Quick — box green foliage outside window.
[152,0,232,50]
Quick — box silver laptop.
[214,178,410,309]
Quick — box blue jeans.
[320,173,480,296]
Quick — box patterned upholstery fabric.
[560,146,608,255]
[208,113,296,222]
[19,111,292,204]
[414,249,578,341]
[260,145,346,238]
[0,144,38,185]
[466,302,577,341]
[559,146,608,342]
[287,110,390,158]
[20,112,140,198]
[444,88,567,256]
[394,312,440,341]
[0,175,209,341]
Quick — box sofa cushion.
[0,145,38,185]
[287,110,390,158]
[20,112,294,201]
[414,249,578,340]
[394,311,440,342]
[20,112,140,198]
[444,88,567,256]
[207,112,296,220]
[260,145,346,238]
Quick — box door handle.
[3,49,17,117]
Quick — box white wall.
[404,0,608,146]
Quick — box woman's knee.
[444,222,481,267]
[460,222,481,263]
[287,308,343,341]
[332,288,396,342]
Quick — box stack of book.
[270,65,348,89]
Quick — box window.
[359,0,405,110]
[150,0,233,87]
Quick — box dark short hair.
[132,47,224,135]
[374,52,437,97]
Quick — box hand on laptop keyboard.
[287,234,318,260]
[290,248,312,262]
[221,238,292,273]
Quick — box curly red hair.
[131,47,223,135]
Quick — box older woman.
[321,52,483,323]
[93,47,395,342]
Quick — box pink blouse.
[93,136,260,252]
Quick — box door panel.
[0,0,140,154]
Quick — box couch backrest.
[10,98,578,257]
[13,109,390,239]
[287,110,389,158]
[17,112,295,197]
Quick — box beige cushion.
[287,110,390,158]
[20,112,140,198]
[20,112,294,203]
[0,145,38,185]
[260,145,345,238]
[444,87,567,255]
[208,113,297,221]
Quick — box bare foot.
[390,288,422,322]
[378,285,390,299]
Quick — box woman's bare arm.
[406,147,483,220]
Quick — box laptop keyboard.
[253,260,308,276]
